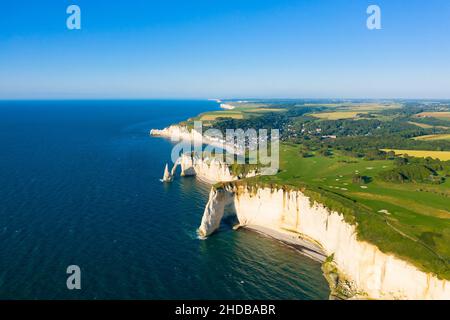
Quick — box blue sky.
[0,0,449,99]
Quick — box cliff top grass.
[221,144,450,279]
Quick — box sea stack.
[161,163,173,182]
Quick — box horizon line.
[1,97,450,102]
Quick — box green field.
[232,102,287,115]
[408,121,449,129]
[413,134,450,141]
[184,102,287,126]
[199,111,244,121]
[310,111,367,120]
[241,144,450,279]
[244,108,286,113]
[306,103,401,121]
[302,102,401,111]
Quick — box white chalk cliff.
[150,125,238,155]
[151,125,257,183]
[198,185,450,300]
[151,125,203,142]
[178,153,237,183]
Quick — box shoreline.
[198,185,450,299]
[241,225,327,263]
[150,125,243,156]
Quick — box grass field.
[199,111,243,121]
[307,103,403,121]
[191,103,288,123]
[413,134,450,141]
[302,102,401,111]
[338,103,402,112]
[415,112,450,120]
[407,121,449,130]
[247,144,450,279]
[244,108,286,113]
[408,121,434,128]
[383,149,450,161]
[310,111,367,120]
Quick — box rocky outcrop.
[198,185,450,300]
[161,163,173,182]
[198,188,235,238]
[158,153,251,184]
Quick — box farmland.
[415,112,450,120]
[383,149,450,161]
[413,134,450,141]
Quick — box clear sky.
[0,0,449,99]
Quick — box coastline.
[197,185,450,300]
[150,116,450,300]
[241,225,327,263]
[150,125,242,156]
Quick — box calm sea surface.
[0,100,329,299]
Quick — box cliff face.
[151,125,256,183]
[198,188,235,238]
[179,153,236,183]
[151,125,203,142]
[198,185,450,300]
[150,125,237,155]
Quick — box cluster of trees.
[297,139,397,161]
[298,143,333,158]
[300,118,427,137]
[352,174,372,184]
[397,156,450,174]
[379,164,444,184]
[379,156,449,184]
[229,163,260,178]
[332,135,450,152]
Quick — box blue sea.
[0,100,329,299]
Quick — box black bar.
[0,300,447,319]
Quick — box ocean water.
[0,100,329,299]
